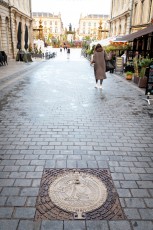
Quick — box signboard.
[115,57,124,73]
[145,65,153,95]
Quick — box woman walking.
[91,44,108,89]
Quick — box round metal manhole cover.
[48,171,107,219]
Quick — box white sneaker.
[95,84,98,88]
[99,85,102,89]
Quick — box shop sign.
[115,57,124,73]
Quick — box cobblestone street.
[0,49,153,230]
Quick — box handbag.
[105,60,114,72]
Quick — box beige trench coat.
[92,50,108,80]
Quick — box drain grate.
[35,168,126,220]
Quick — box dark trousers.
[96,79,103,84]
[110,69,114,73]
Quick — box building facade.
[109,0,153,37]
[78,14,109,41]
[109,0,133,36]
[0,0,33,59]
[32,12,64,43]
[131,0,153,32]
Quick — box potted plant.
[125,71,133,80]
[134,64,141,84]
[138,58,153,88]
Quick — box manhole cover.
[49,171,107,219]
[35,169,126,220]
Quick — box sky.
[31,0,111,29]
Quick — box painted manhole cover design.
[35,169,126,220]
[48,171,107,218]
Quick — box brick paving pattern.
[0,49,153,229]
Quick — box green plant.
[139,58,153,78]
[86,49,93,55]
[125,71,133,80]
[139,58,153,68]
[126,71,133,75]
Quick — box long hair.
[95,43,103,52]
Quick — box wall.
[109,0,153,37]
[131,0,153,32]
[109,0,132,36]
[0,0,32,59]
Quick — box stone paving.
[0,48,153,230]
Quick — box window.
[5,17,9,53]
[83,22,86,26]
[119,24,121,35]
[141,0,144,24]
[88,22,91,26]
[134,3,138,25]
[148,0,153,21]
[124,17,127,34]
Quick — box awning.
[113,24,153,42]
[90,36,117,48]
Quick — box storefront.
[114,24,153,60]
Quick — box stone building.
[78,14,109,41]
[109,0,133,36]
[32,12,64,43]
[109,0,153,36]
[131,0,153,33]
[0,0,33,59]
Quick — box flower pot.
[133,75,139,84]
[126,74,133,80]
[138,76,147,88]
